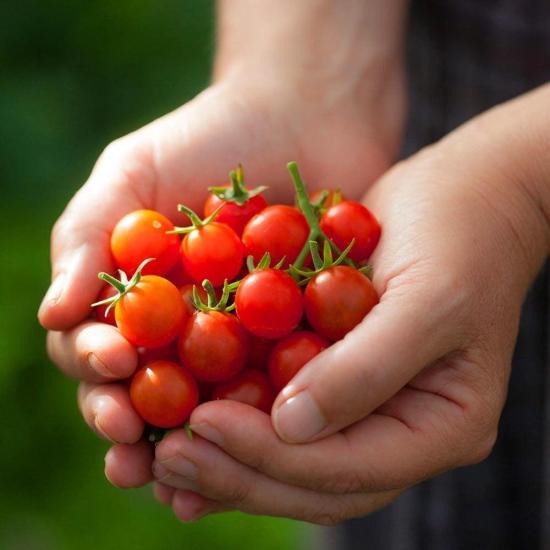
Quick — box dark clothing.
[341,1,550,548]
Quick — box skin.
[38,0,550,525]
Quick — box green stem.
[287,162,355,269]
[98,272,126,294]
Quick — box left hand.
[148,89,550,523]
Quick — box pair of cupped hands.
[38,80,548,524]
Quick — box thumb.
[271,274,459,443]
[38,141,151,330]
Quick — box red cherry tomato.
[179,283,209,317]
[115,275,187,348]
[111,210,180,276]
[320,201,381,263]
[204,190,268,237]
[242,205,309,268]
[304,266,378,341]
[137,341,179,366]
[212,369,275,413]
[247,336,277,371]
[94,284,117,326]
[180,223,243,287]
[178,311,249,382]
[268,331,329,391]
[235,268,303,339]
[165,262,192,287]
[130,360,198,428]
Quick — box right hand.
[38,76,398,492]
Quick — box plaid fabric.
[338,1,550,549]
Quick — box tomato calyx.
[192,279,239,313]
[91,257,155,317]
[289,240,368,283]
[208,164,268,206]
[286,162,354,271]
[245,252,286,274]
[309,188,343,216]
[168,204,224,235]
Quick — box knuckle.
[307,499,349,526]
[223,481,252,507]
[99,138,128,164]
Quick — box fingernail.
[88,352,116,378]
[94,414,115,443]
[152,461,171,480]
[158,455,199,480]
[189,423,223,446]
[273,391,327,442]
[38,274,66,315]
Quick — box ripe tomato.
[115,275,187,348]
[165,262,192,287]
[180,223,243,287]
[204,190,267,236]
[320,201,381,263]
[130,360,198,428]
[268,331,329,391]
[137,341,179,366]
[242,205,309,268]
[304,266,378,341]
[212,369,275,413]
[179,283,209,317]
[94,284,117,326]
[178,311,249,382]
[111,210,180,276]
[235,268,303,339]
[247,335,277,371]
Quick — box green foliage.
[0,2,305,547]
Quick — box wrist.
[434,85,550,284]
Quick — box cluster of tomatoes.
[93,163,380,434]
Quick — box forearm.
[214,0,409,156]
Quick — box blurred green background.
[0,2,307,548]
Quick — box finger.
[153,482,176,506]
[47,322,137,382]
[78,382,144,444]
[271,275,459,443]
[171,490,228,522]
[153,430,399,525]
[190,367,493,494]
[38,139,153,331]
[104,441,154,488]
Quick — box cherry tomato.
[94,284,117,326]
[304,266,378,341]
[180,223,243,287]
[235,268,303,339]
[212,369,275,413]
[268,331,329,391]
[242,205,309,268]
[111,210,180,276]
[204,189,267,237]
[178,311,249,382]
[179,283,209,317]
[165,262,192,287]
[130,360,198,428]
[247,335,277,371]
[137,341,179,366]
[320,201,381,263]
[115,275,187,348]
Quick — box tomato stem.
[286,162,354,271]
[208,164,268,206]
[169,204,224,234]
[91,257,155,316]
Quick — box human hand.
[38,72,398,487]
[151,88,550,523]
